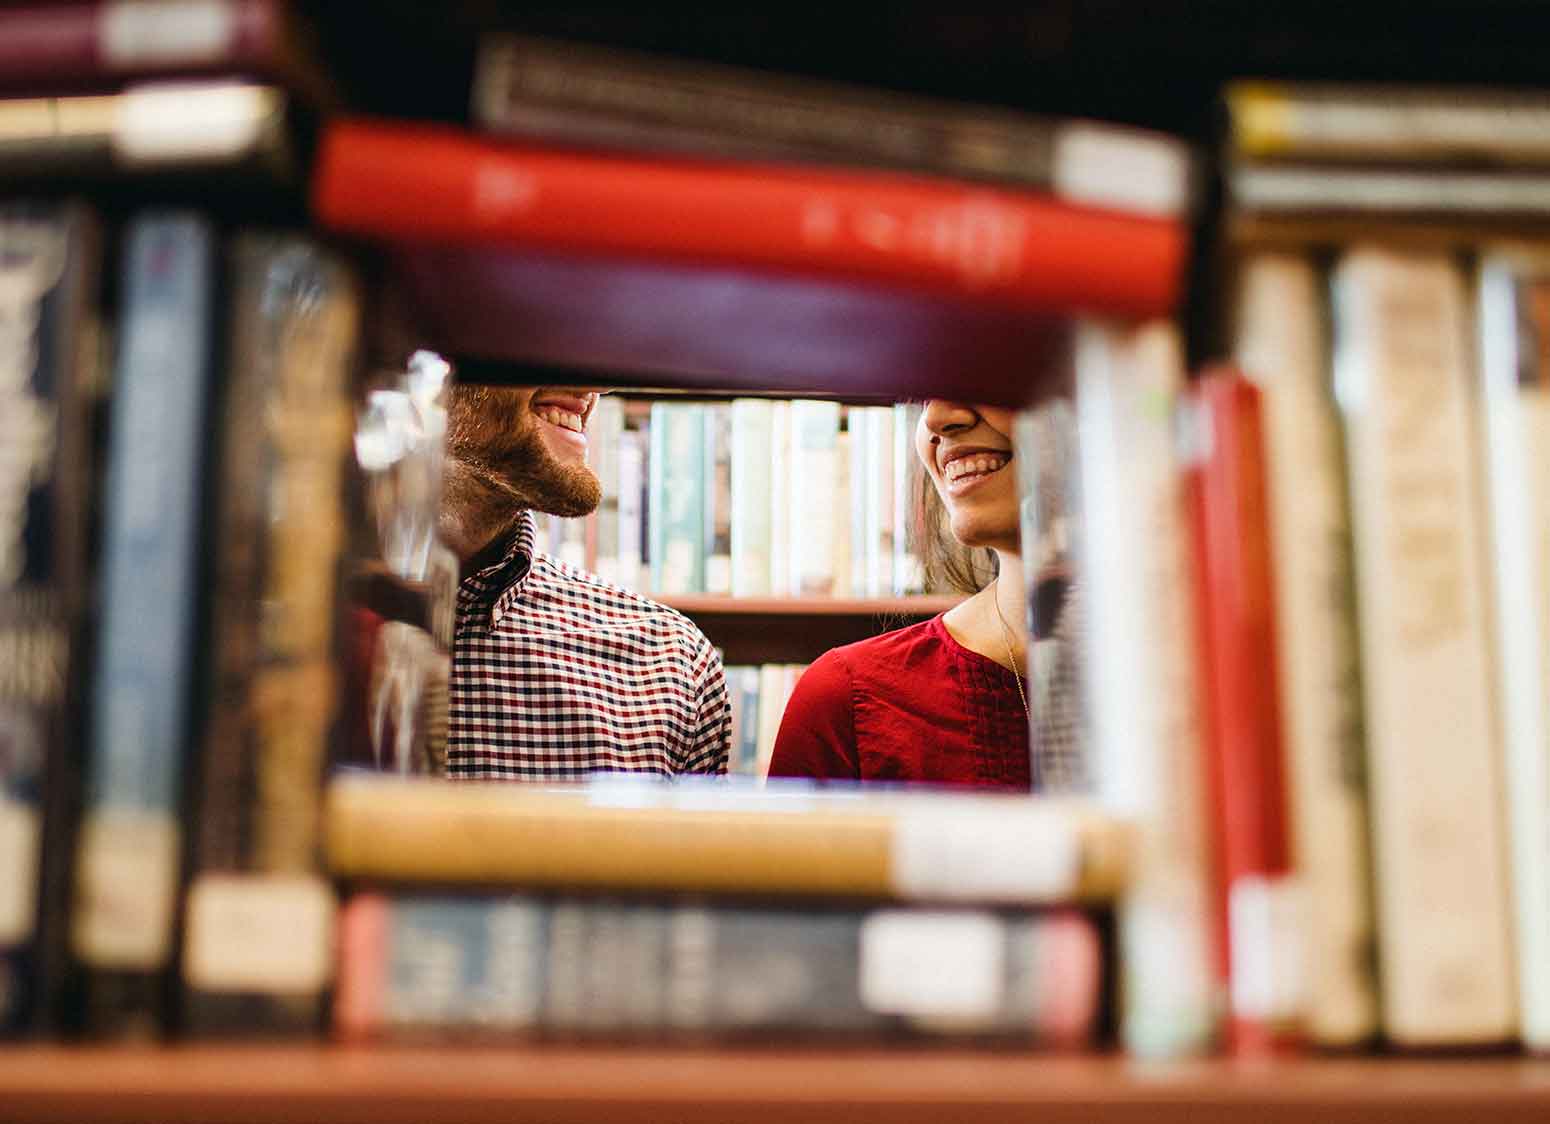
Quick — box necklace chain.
[990,577,1031,719]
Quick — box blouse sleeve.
[767,650,861,781]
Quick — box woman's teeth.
[945,454,1009,482]
[537,407,585,432]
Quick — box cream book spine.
[1234,251,1378,1046]
[1074,319,1219,1057]
[1478,248,1550,1051]
[1331,247,1515,1046]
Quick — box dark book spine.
[0,202,101,1037]
[71,213,215,1039]
[336,893,1103,1045]
[180,236,360,1037]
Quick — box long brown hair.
[914,461,1003,595]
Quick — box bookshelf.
[660,595,961,663]
[4,1047,1550,1124]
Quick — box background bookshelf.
[659,595,961,664]
[3,1047,1550,1124]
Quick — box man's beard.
[445,387,602,518]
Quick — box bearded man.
[440,383,729,779]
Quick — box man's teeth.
[537,407,585,432]
[946,454,1009,482]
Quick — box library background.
[6,1,1550,1120]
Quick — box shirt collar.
[457,508,536,627]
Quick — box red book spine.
[311,119,1186,320]
[1184,367,1303,1056]
[0,0,280,84]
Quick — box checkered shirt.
[449,509,730,779]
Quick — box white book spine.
[769,402,791,595]
[892,402,924,594]
[589,396,624,584]
[847,408,870,597]
[1074,319,1218,1057]
[1332,247,1516,1046]
[867,406,895,598]
[833,428,853,598]
[1479,250,1550,1050]
[615,428,645,593]
[1234,251,1378,1046]
[790,400,840,597]
[729,398,774,596]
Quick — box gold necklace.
[990,577,1031,719]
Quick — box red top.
[767,615,1030,790]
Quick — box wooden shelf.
[3,1046,1549,1124]
[658,594,961,664]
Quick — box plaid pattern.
[449,510,730,779]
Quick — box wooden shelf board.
[3,1046,1550,1124]
[657,595,961,664]
[659,595,962,617]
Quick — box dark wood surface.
[660,594,961,664]
[3,1046,1550,1124]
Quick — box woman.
[768,399,1045,789]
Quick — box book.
[587,395,624,584]
[72,212,216,1039]
[728,398,774,596]
[336,891,1102,1044]
[1232,252,1377,1048]
[892,402,925,595]
[647,402,705,594]
[0,201,101,1036]
[703,403,733,595]
[1330,247,1516,1046]
[1476,247,1550,1051]
[473,34,1191,216]
[614,421,645,593]
[862,405,897,597]
[313,119,1188,320]
[1182,370,1303,1055]
[325,775,1130,905]
[389,244,1071,407]
[1226,81,1550,165]
[788,400,841,596]
[180,236,360,1036]
[1228,163,1550,221]
[1073,320,1217,1058]
[0,81,298,183]
[0,0,325,95]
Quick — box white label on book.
[1053,124,1189,218]
[72,811,180,968]
[100,1,236,66]
[890,807,1081,902]
[113,82,270,165]
[1229,875,1307,1021]
[0,798,40,945]
[859,909,1004,1018]
[184,873,336,993]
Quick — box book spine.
[728,398,773,596]
[0,202,99,1036]
[614,425,645,592]
[73,213,215,1038]
[0,0,282,83]
[865,407,895,598]
[181,236,359,1037]
[585,396,622,582]
[1073,320,1218,1058]
[1332,247,1516,1046]
[324,776,1129,905]
[313,120,1188,320]
[473,35,1189,216]
[336,891,1102,1044]
[846,408,871,596]
[703,403,732,595]
[769,402,791,595]
[832,427,853,598]
[1478,250,1550,1050]
[733,667,762,777]
[647,402,705,594]
[1183,370,1304,1055]
[1229,163,1550,219]
[789,400,841,596]
[1227,81,1550,164]
[892,403,924,595]
[1233,252,1378,1048]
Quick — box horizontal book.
[1228,162,1550,219]
[0,0,331,100]
[313,119,1188,320]
[392,245,1070,407]
[473,34,1190,217]
[0,81,298,182]
[325,774,1129,905]
[336,891,1102,1044]
[1227,81,1550,165]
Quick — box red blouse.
[767,615,1031,790]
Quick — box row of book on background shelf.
[530,398,933,598]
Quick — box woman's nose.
[921,399,978,436]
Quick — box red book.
[312,118,1187,320]
[1183,367,1303,1056]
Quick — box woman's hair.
[913,461,1001,595]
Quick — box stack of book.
[325,773,1129,1046]
[0,0,359,1043]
